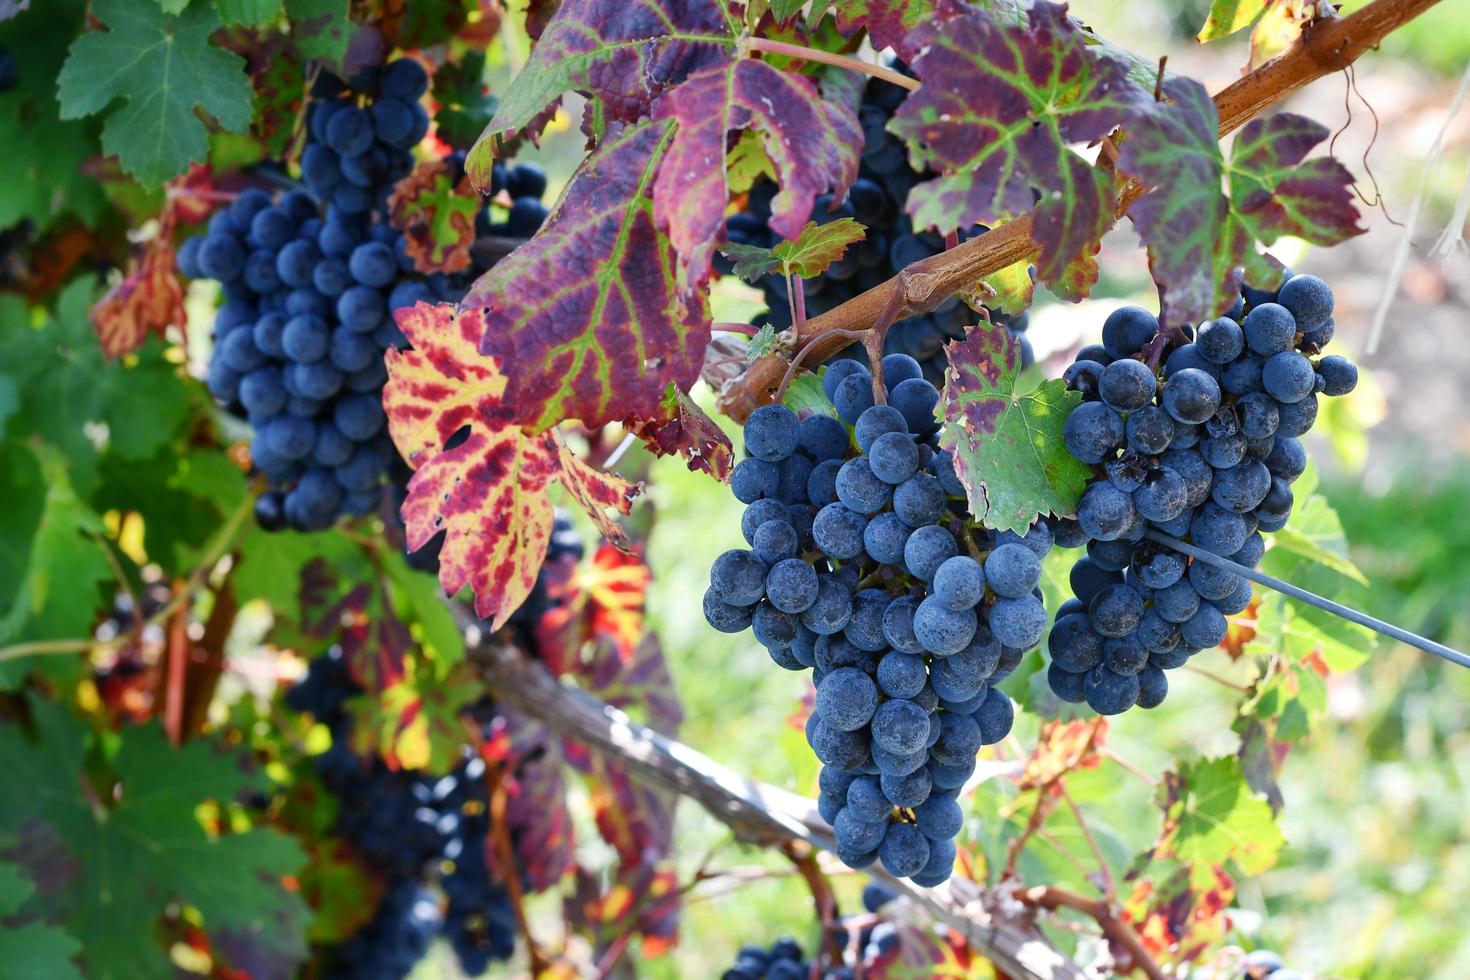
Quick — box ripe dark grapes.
[704,368,1065,885]
[1047,272,1357,714]
[192,61,550,533]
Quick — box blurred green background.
[451,1,1470,977]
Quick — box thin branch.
[487,758,552,975]
[1100,749,1158,788]
[746,37,920,92]
[718,0,1447,422]
[1021,885,1167,980]
[1058,783,1114,900]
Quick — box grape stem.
[485,757,553,975]
[718,0,1447,422]
[773,327,867,404]
[746,37,920,92]
[1143,529,1470,669]
[1020,885,1167,980]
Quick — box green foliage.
[1157,756,1285,887]
[215,0,281,26]
[722,218,867,282]
[0,861,84,980]
[56,0,253,184]
[0,700,308,979]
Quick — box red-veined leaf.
[890,0,1147,288]
[465,0,734,187]
[623,383,734,481]
[653,58,860,275]
[938,324,1090,533]
[387,159,480,275]
[466,120,711,433]
[550,436,640,550]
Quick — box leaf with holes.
[938,325,1089,534]
[890,0,1146,288]
[653,58,860,276]
[435,52,499,151]
[1155,756,1284,888]
[1120,80,1364,326]
[92,238,185,358]
[465,0,733,187]
[0,699,308,979]
[467,120,711,433]
[624,383,734,481]
[56,0,253,185]
[1196,0,1269,41]
[389,160,480,275]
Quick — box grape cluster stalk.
[187,58,549,533]
[705,353,1063,883]
[1045,273,1357,714]
[720,71,1030,385]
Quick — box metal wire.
[1143,530,1470,671]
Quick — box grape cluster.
[189,58,549,533]
[722,74,1029,387]
[1045,273,1357,714]
[286,651,515,978]
[722,909,907,980]
[705,354,1057,884]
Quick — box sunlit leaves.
[1155,757,1284,888]
[653,58,861,275]
[1121,79,1364,326]
[388,159,480,275]
[467,120,710,433]
[939,324,1090,533]
[465,0,733,187]
[57,0,252,184]
[890,0,1147,287]
[1196,0,1270,40]
[721,218,867,283]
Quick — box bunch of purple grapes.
[189,58,549,533]
[1046,273,1357,714]
[705,353,1059,884]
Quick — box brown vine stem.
[717,0,1446,422]
[1022,885,1166,980]
[746,37,920,92]
[781,842,841,961]
[486,758,552,975]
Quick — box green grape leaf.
[388,159,480,275]
[769,0,806,23]
[721,218,866,284]
[465,0,734,188]
[961,258,1035,317]
[783,370,839,419]
[0,444,112,682]
[939,324,1090,534]
[890,0,1147,289]
[0,700,308,980]
[746,324,779,359]
[434,52,499,151]
[726,127,776,194]
[1156,756,1284,888]
[653,58,860,276]
[232,526,360,625]
[486,710,575,892]
[285,0,362,69]
[720,242,782,283]
[624,383,735,482]
[215,0,280,25]
[56,0,252,185]
[0,862,84,980]
[0,10,108,233]
[466,120,711,433]
[1197,0,1268,41]
[1120,79,1365,327]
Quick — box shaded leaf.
[833,0,937,60]
[891,0,1145,286]
[1196,0,1268,40]
[722,218,866,284]
[93,237,185,358]
[0,861,84,980]
[720,241,783,282]
[483,710,575,892]
[0,700,308,979]
[286,0,366,70]
[939,325,1090,533]
[56,0,252,185]
[653,58,861,275]
[783,370,840,419]
[467,120,711,433]
[1155,756,1284,888]
[624,383,735,481]
[388,160,480,275]
[434,52,499,151]
[465,0,733,186]
[215,0,281,26]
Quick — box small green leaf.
[721,242,782,283]
[285,0,359,69]
[56,0,253,185]
[215,0,281,26]
[726,128,776,194]
[746,324,779,359]
[962,258,1035,317]
[771,218,866,278]
[783,370,840,419]
[434,52,499,151]
[1197,0,1268,41]
[1157,756,1284,888]
[939,324,1090,534]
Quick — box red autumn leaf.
[483,710,576,893]
[624,384,734,482]
[833,0,937,60]
[466,120,711,433]
[93,236,186,358]
[388,159,480,275]
[464,0,733,186]
[536,543,651,670]
[653,58,860,275]
[1018,719,1105,789]
[385,302,642,627]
